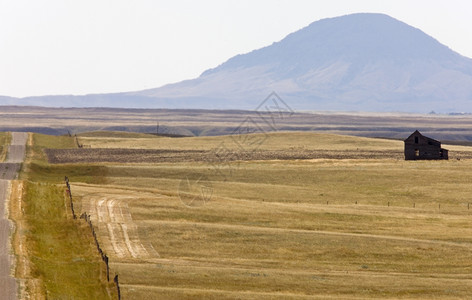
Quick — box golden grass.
[22,182,113,299]
[73,180,472,298]
[0,131,11,162]
[78,131,405,151]
[30,133,77,162]
[105,158,472,209]
[62,131,472,299]
[14,133,115,299]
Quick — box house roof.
[404,130,440,144]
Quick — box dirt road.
[1,132,27,300]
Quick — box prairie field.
[12,130,472,299]
[48,131,472,299]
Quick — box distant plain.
[3,106,472,142]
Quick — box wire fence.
[65,176,121,299]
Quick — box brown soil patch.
[44,148,411,164]
[45,148,206,163]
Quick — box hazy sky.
[1,0,471,98]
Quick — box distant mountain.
[3,13,472,112]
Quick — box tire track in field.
[143,219,472,250]
[82,196,159,259]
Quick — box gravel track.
[0,132,27,300]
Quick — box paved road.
[0,132,27,300]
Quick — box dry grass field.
[9,133,115,299]
[0,132,10,162]
[27,130,469,299]
[6,128,472,298]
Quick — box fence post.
[105,255,109,281]
[114,275,121,300]
[65,176,76,219]
[75,135,83,148]
[69,177,118,297]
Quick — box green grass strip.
[23,181,114,299]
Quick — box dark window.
[415,137,419,143]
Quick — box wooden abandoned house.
[404,130,448,160]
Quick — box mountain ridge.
[126,13,472,112]
[200,13,462,75]
[2,13,472,112]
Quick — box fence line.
[74,134,83,148]
[65,176,120,300]
[64,176,76,219]
[317,196,471,212]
